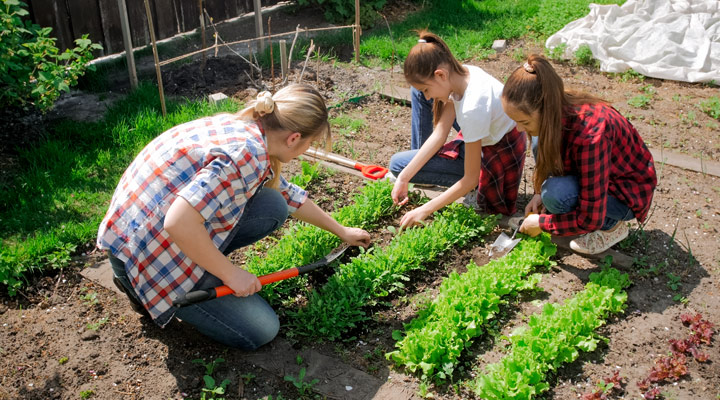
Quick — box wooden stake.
[354,0,361,63]
[253,0,264,52]
[144,0,166,117]
[117,0,137,89]
[198,0,206,64]
[298,39,315,83]
[268,16,273,82]
[279,39,288,80]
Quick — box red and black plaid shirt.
[539,103,657,236]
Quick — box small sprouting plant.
[699,96,720,120]
[58,356,69,365]
[80,390,94,399]
[192,357,226,376]
[284,367,319,397]
[79,288,99,306]
[574,44,595,66]
[289,160,324,188]
[512,47,526,63]
[86,316,109,331]
[193,357,231,400]
[617,69,645,82]
[666,272,682,291]
[240,372,255,385]
[295,354,304,365]
[628,94,652,109]
[545,43,567,61]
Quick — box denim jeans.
[388,87,464,187]
[110,187,288,349]
[540,175,635,230]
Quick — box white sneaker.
[385,171,397,183]
[508,216,524,230]
[462,188,481,211]
[570,223,629,255]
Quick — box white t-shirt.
[450,65,516,146]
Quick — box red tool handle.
[354,162,389,180]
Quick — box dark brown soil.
[1,7,720,400]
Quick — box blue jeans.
[540,175,635,230]
[389,87,464,186]
[110,187,288,349]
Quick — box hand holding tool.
[172,243,350,307]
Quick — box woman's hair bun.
[255,91,275,116]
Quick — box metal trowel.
[489,219,523,257]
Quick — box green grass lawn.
[0,83,239,295]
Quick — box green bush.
[0,0,102,111]
[297,0,387,26]
[574,44,595,66]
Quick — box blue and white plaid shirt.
[97,114,307,325]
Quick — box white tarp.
[546,0,720,83]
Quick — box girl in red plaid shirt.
[503,55,657,254]
[388,31,526,228]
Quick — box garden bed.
[1,37,719,400]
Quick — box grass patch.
[0,83,239,295]
[356,0,624,64]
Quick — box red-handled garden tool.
[305,147,389,180]
[172,243,350,307]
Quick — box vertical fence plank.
[67,0,106,55]
[98,0,124,54]
[30,0,74,52]
[177,0,200,35]
[126,0,150,49]
[153,0,178,40]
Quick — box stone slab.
[79,257,123,295]
[376,84,411,105]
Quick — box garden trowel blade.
[489,227,521,257]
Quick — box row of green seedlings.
[245,179,397,305]
[287,204,498,341]
[469,267,632,400]
[386,233,558,383]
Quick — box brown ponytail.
[502,54,606,192]
[403,31,467,125]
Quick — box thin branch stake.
[282,25,301,85]
[298,39,315,83]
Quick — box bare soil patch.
[1,22,719,400]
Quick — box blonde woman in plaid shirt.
[97,84,370,349]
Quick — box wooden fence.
[27,0,280,55]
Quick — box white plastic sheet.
[546,0,720,83]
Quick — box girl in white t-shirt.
[389,31,526,228]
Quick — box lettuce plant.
[245,179,397,305]
[470,268,631,400]
[288,204,498,340]
[387,234,557,382]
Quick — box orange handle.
[202,269,299,298]
[354,163,389,180]
[258,268,299,285]
[215,285,234,297]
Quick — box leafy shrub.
[297,0,387,26]
[574,44,595,66]
[0,0,102,111]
